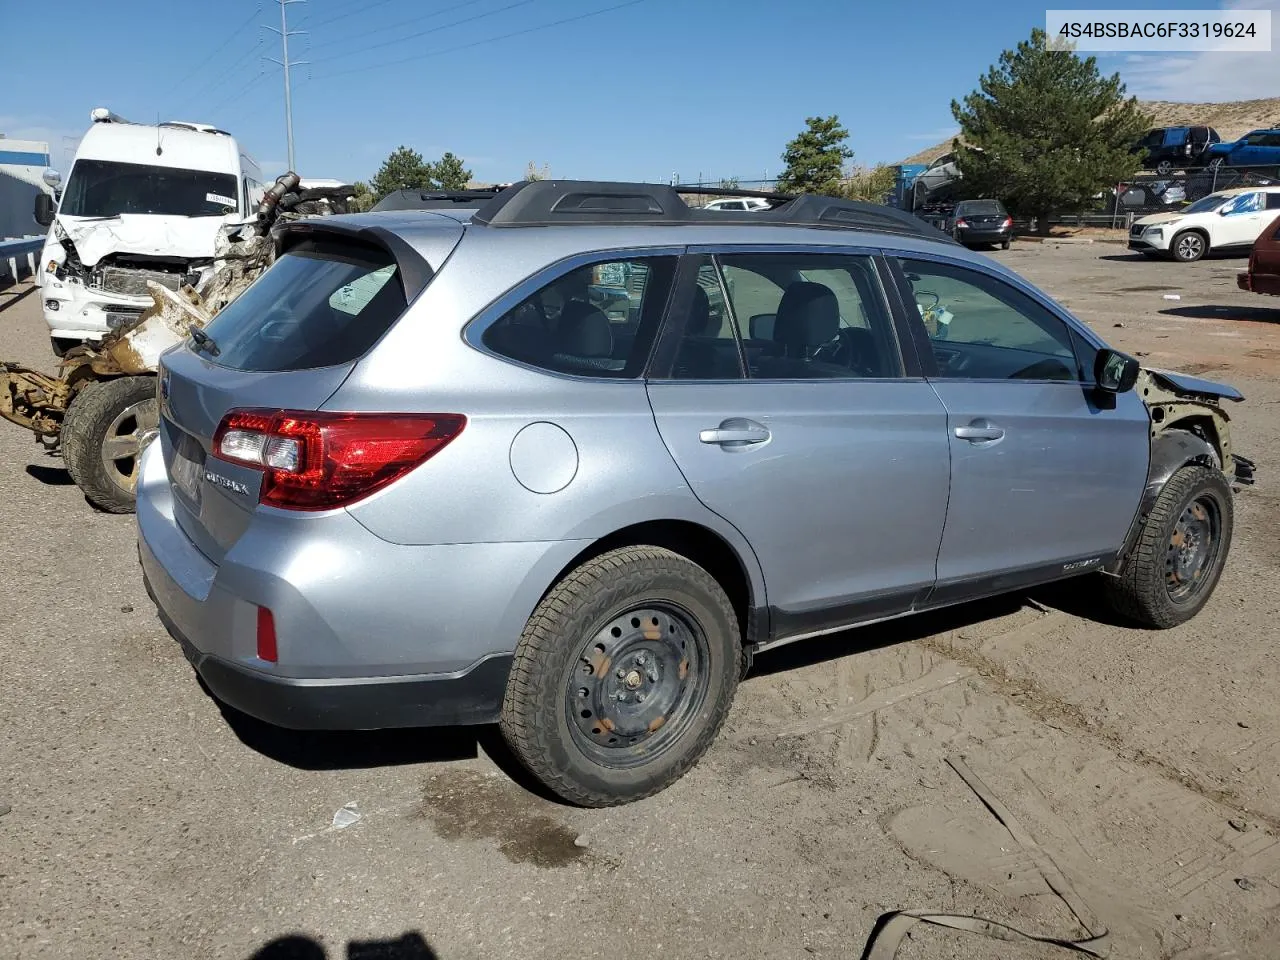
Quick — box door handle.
[700,419,770,446]
[954,421,1005,442]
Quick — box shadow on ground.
[1161,304,1280,323]
[0,278,36,312]
[250,931,437,959]
[25,464,74,486]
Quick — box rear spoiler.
[271,219,435,302]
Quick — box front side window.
[60,159,239,218]
[202,239,405,372]
[482,256,676,378]
[1223,192,1263,215]
[665,252,901,381]
[896,258,1081,382]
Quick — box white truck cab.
[35,108,264,353]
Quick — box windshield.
[1182,193,1232,214]
[59,159,239,218]
[956,200,1005,215]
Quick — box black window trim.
[461,245,685,383]
[882,249,1103,386]
[658,242,916,383]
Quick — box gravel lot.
[2,242,1278,960]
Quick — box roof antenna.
[156,112,164,156]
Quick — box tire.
[499,546,741,807]
[1171,229,1207,263]
[1104,465,1233,628]
[61,376,159,514]
[1156,160,1173,176]
[1001,239,1011,250]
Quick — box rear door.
[646,249,951,640]
[886,254,1149,601]
[157,225,459,563]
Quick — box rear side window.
[202,239,407,371]
[482,256,676,377]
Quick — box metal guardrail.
[1,235,44,281]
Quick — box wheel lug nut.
[616,669,626,679]
[636,654,647,666]
[615,692,627,702]
[635,693,646,703]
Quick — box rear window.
[200,239,406,372]
[955,200,1005,215]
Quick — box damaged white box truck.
[34,108,267,356]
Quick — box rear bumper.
[146,581,511,729]
[1239,271,1280,296]
[957,227,1011,243]
[135,440,587,730]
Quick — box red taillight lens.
[955,218,969,228]
[1002,216,1013,228]
[256,606,278,662]
[213,410,466,510]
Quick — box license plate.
[170,433,204,506]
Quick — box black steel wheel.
[1105,463,1233,628]
[500,546,741,807]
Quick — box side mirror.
[33,192,56,227]
[1095,348,1140,394]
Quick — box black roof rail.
[371,187,508,212]
[470,180,953,241]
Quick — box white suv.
[1128,186,1280,262]
[703,197,771,212]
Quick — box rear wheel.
[61,376,158,514]
[1001,238,1011,250]
[499,546,741,807]
[1156,159,1173,176]
[1104,465,1233,628]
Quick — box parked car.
[1132,126,1221,175]
[1237,212,1280,296]
[1204,129,1280,175]
[950,198,1013,249]
[1128,186,1280,262]
[702,197,771,212]
[914,152,962,200]
[138,180,1255,807]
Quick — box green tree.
[370,146,436,199]
[777,116,854,195]
[950,28,1151,232]
[430,151,471,190]
[348,181,375,212]
[717,176,740,189]
[839,164,896,203]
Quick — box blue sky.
[2,0,1276,185]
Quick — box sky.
[1,0,1276,186]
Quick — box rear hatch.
[957,203,1009,230]
[157,218,460,564]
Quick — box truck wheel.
[1104,465,1233,628]
[1156,160,1173,175]
[499,546,741,807]
[1171,230,1207,262]
[62,376,158,514]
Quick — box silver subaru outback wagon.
[138,181,1254,807]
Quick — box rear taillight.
[212,409,466,511]
[1002,216,1013,228]
[955,218,969,228]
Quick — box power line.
[309,0,492,51]
[312,0,649,80]
[309,0,537,65]
[163,5,263,113]
[307,0,397,31]
[182,37,268,113]
[205,67,271,119]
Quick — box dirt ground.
[1,243,1278,960]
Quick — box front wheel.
[1104,465,1233,628]
[1156,160,1173,176]
[499,546,741,807]
[1171,230,1207,262]
[61,376,158,514]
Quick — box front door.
[1217,191,1268,247]
[646,251,951,639]
[888,255,1150,602]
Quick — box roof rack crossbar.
[470,180,952,241]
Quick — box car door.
[1216,191,1267,247]
[645,249,951,640]
[886,254,1149,603]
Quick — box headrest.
[773,282,840,354]
[557,300,613,358]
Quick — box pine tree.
[370,146,436,199]
[777,116,854,196]
[950,28,1151,232]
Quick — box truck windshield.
[59,159,239,218]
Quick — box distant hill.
[898,97,1280,166]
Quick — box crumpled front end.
[1138,366,1255,487]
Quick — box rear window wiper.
[189,327,221,357]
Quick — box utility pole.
[264,0,308,172]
